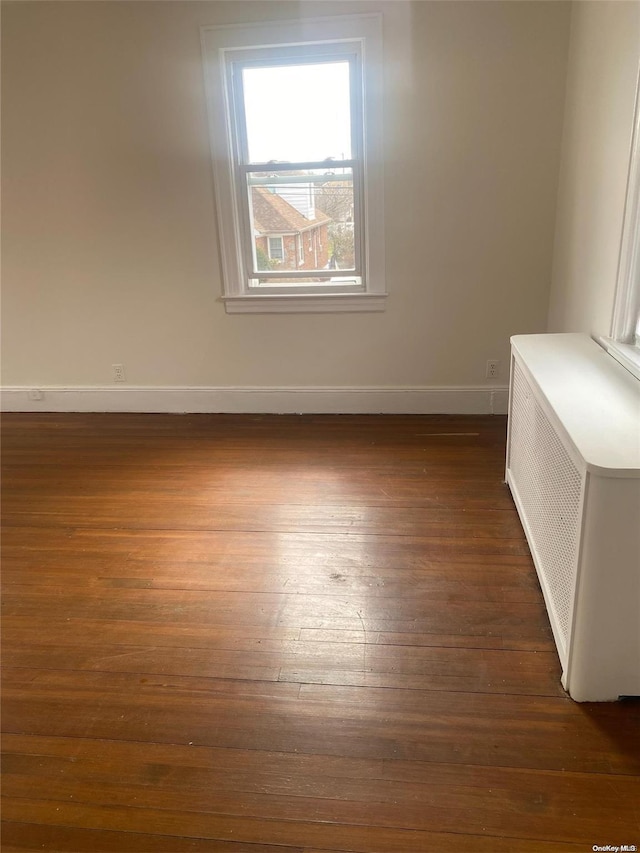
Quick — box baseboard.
[1,385,510,415]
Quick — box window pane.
[242,61,352,163]
[248,168,355,276]
[267,236,283,260]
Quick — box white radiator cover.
[506,334,640,701]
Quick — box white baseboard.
[1,385,509,415]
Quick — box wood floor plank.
[2,497,527,540]
[4,730,637,797]
[3,668,638,774]
[4,768,634,844]
[2,473,517,511]
[2,616,556,653]
[2,413,638,852]
[2,639,563,695]
[1,560,542,599]
[1,573,545,610]
[1,586,554,638]
[0,822,296,852]
[3,734,639,844]
[1,524,537,569]
[0,798,587,852]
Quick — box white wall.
[2,1,570,395]
[548,1,640,338]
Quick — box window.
[268,236,284,261]
[201,15,385,313]
[602,67,640,381]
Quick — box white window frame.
[267,236,284,261]
[201,15,386,314]
[600,63,640,381]
[298,234,304,266]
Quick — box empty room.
[2,1,639,851]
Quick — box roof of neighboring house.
[252,187,331,235]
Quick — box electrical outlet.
[27,389,44,401]
[486,359,500,379]
[112,363,126,383]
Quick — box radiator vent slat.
[509,362,583,657]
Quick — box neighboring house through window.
[201,14,386,313]
[253,187,330,272]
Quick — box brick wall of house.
[283,235,297,269]
[300,224,330,271]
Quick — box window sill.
[598,336,640,382]
[222,293,388,314]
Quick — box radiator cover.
[506,334,640,701]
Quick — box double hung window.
[603,67,640,381]
[201,15,385,313]
[268,236,284,261]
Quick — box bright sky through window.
[242,61,352,163]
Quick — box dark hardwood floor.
[2,413,638,852]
